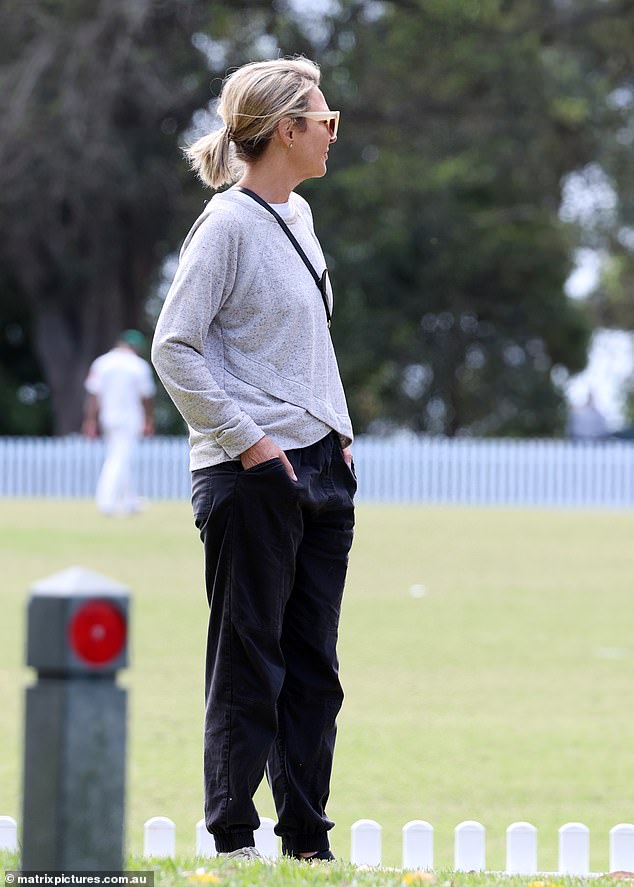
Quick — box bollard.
[558,822,590,875]
[402,820,434,870]
[0,816,18,852]
[195,819,216,858]
[144,817,176,859]
[254,817,279,860]
[21,567,129,870]
[455,820,486,871]
[506,821,538,874]
[351,819,382,866]
[610,824,634,873]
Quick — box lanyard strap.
[237,186,332,328]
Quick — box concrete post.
[558,822,590,875]
[402,820,434,870]
[21,567,129,871]
[455,820,486,872]
[506,821,538,874]
[350,819,382,866]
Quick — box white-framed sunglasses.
[299,110,340,139]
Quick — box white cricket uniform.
[85,346,155,514]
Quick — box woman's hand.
[240,436,297,481]
[342,446,353,468]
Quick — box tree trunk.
[32,272,141,435]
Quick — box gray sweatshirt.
[152,187,353,470]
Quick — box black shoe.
[293,850,335,862]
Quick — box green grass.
[1,500,633,874]
[3,850,630,887]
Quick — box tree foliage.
[291,0,634,435]
[1,0,633,436]
[0,0,277,433]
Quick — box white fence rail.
[3,815,634,873]
[0,435,632,506]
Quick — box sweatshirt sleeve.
[151,210,264,458]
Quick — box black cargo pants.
[191,431,356,855]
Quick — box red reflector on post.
[69,600,126,665]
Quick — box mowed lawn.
[1,498,633,872]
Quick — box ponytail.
[185,126,234,190]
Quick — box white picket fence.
[1,434,633,506]
[2,815,634,873]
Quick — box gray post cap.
[30,566,129,597]
[28,567,129,675]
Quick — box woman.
[152,57,355,861]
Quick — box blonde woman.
[152,57,355,862]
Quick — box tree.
[556,3,634,424]
[0,269,53,434]
[286,0,633,435]
[2,0,633,437]
[0,0,280,434]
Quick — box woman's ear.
[276,116,294,148]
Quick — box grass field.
[3,850,631,887]
[1,499,633,873]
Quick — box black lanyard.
[237,186,332,328]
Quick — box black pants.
[191,431,356,855]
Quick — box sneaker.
[293,849,335,862]
[219,846,264,861]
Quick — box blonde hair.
[186,57,321,190]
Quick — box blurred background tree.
[291,0,633,435]
[0,0,278,433]
[0,0,632,436]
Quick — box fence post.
[144,817,176,858]
[351,819,382,866]
[255,817,279,859]
[455,821,486,871]
[195,818,216,857]
[21,567,129,870]
[0,816,18,852]
[610,823,634,873]
[402,820,433,870]
[558,822,589,875]
[506,821,537,874]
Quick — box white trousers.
[96,427,141,514]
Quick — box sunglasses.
[299,111,340,139]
